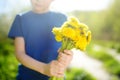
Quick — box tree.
[101,0,120,41]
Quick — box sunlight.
[0,0,113,13]
[21,0,112,12]
[50,0,113,12]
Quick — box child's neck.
[32,9,49,14]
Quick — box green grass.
[104,60,120,75]
[87,50,113,62]
[93,40,115,48]
[93,40,120,53]
[0,39,18,80]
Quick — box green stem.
[66,39,74,50]
[60,38,68,52]
[49,38,74,80]
[49,76,64,80]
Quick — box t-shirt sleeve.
[8,15,23,39]
[58,13,67,26]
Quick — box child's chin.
[35,8,45,12]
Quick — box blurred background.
[0,0,120,80]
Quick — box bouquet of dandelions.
[49,17,91,80]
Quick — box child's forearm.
[15,51,46,74]
[14,37,67,77]
[15,52,65,77]
[14,37,47,75]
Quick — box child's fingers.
[56,73,64,78]
[58,55,70,63]
[53,71,64,78]
[58,52,64,59]
[64,50,73,55]
[54,62,65,77]
[57,50,73,68]
[58,57,66,63]
[58,52,66,60]
[57,48,61,53]
[59,52,72,59]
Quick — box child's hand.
[43,60,65,77]
[42,49,73,77]
[58,50,73,69]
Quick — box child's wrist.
[38,62,47,75]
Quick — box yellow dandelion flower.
[52,27,63,42]
[52,27,61,35]
[73,35,80,41]
[61,27,76,40]
[55,35,62,42]
[67,16,80,28]
[79,23,88,30]
[61,22,69,28]
[68,16,79,24]
[75,36,88,51]
[87,31,91,44]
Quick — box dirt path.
[94,44,120,62]
[69,49,111,80]
[106,48,120,62]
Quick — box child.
[8,0,73,80]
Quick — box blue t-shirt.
[8,11,67,80]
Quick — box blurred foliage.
[104,59,120,76]
[68,0,120,42]
[0,39,18,80]
[93,40,120,53]
[0,11,19,80]
[102,0,120,41]
[66,68,96,80]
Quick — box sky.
[0,0,113,13]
